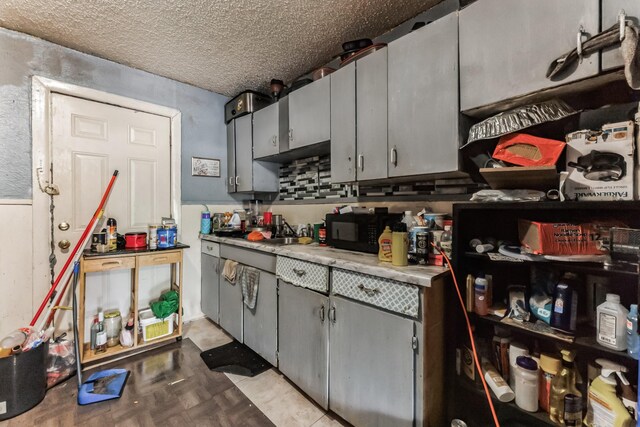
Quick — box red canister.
[124,232,147,249]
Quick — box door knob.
[58,222,70,231]
[58,240,71,250]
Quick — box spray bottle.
[615,371,637,422]
[585,359,633,427]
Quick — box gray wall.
[0,27,246,203]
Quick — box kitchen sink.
[262,237,298,245]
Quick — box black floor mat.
[200,340,271,377]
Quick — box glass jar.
[104,310,122,347]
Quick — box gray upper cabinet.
[253,98,289,160]
[329,296,415,427]
[330,63,357,183]
[288,77,331,149]
[459,0,600,111]
[388,12,460,178]
[278,280,329,409]
[357,47,388,181]
[602,0,640,71]
[235,114,253,192]
[243,271,278,366]
[226,115,279,194]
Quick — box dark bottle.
[551,273,579,334]
[106,218,117,251]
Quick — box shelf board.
[462,252,638,277]
[82,329,181,364]
[456,377,555,426]
[474,314,635,362]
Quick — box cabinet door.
[329,296,415,427]
[602,0,640,71]
[388,12,459,178]
[330,63,356,183]
[278,280,329,409]
[460,0,599,111]
[288,78,331,149]
[243,271,278,366]
[357,48,388,181]
[218,258,243,341]
[253,103,279,159]
[201,253,220,323]
[234,114,253,192]
[226,122,236,193]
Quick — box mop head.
[78,368,129,405]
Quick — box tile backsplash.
[279,155,357,200]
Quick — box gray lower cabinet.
[288,77,331,149]
[602,0,640,71]
[201,252,220,323]
[459,0,600,111]
[388,12,460,178]
[253,99,289,159]
[243,271,278,366]
[218,258,243,342]
[278,280,329,409]
[329,296,415,427]
[330,63,356,183]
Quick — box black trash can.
[0,341,49,420]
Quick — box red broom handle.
[30,170,119,326]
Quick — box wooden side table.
[78,244,188,364]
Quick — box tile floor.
[184,317,347,427]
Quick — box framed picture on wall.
[191,157,220,177]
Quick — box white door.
[50,93,171,334]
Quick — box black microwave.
[325,213,402,254]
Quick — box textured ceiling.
[0,0,441,96]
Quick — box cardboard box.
[564,121,635,201]
[518,219,606,255]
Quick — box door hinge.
[412,336,418,350]
[275,350,279,364]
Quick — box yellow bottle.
[549,349,581,424]
[585,359,633,427]
[378,226,393,262]
[391,223,408,267]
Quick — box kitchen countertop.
[201,234,449,287]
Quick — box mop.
[72,262,129,405]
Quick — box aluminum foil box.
[564,121,635,201]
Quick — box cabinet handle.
[289,129,293,144]
[619,10,627,42]
[153,256,168,262]
[272,135,277,146]
[207,245,213,251]
[319,304,325,322]
[235,176,239,185]
[328,305,336,324]
[292,268,306,277]
[576,25,586,61]
[390,147,397,166]
[215,262,219,274]
[357,154,364,171]
[101,261,121,267]
[357,283,381,296]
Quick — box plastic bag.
[46,339,76,388]
[151,290,179,320]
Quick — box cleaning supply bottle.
[378,226,393,262]
[474,274,489,316]
[597,294,629,351]
[585,359,633,427]
[551,272,579,334]
[391,223,408,267]
[95,311,107,354]
[549,349,581,424]
[626,304,639,360]
[616,371,637,421]
[106,217,117,251]
[439,224,453,258]
[200,205,211,234]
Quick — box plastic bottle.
[402,211,416,254]
[482,358,514,402]
[440,225,453,258]
[95,311,107,354]
[200,206,211,234]
[551,273,579,334]
[539,352,562,413]
[391,223,408,267]
[465,274,475,312]
[597,294,629,351]
[626,304,639,360]
[514,355,539,412]
[549,349,581,423]
[585,359,633,427]
[0,329,27,350]
[508,342,529,391]
[378,226,393,262]
[90,317,99,350]
[106,218,117,251]
[616,371,637,421]
[474,274,489,316]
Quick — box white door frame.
[31,76,182,310]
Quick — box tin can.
[409,226,430,254]
[166,226,177,247]
[157,228,170,248]
[148,224,158,249]
[416,232,430,261]
[91,232,107,252]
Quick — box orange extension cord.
[432,243,501,427]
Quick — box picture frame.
[191,156,220,177]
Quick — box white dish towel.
[239,265,260,310]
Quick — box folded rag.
[223,259,239,283]
[239,266,260,310]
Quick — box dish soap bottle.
[378,226,393,262]
[585,359,633,427]
[549,349,581,424]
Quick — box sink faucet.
[283,221,298,237]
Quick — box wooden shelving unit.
[78,244,188,365]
